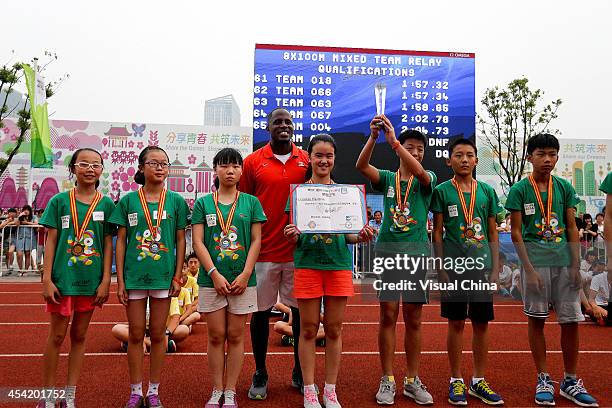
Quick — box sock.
[324,383,336,394]
[303,384,317,394]
[147,382,159,396]
[130,383,143,396]
[538,372,551,380]
[472,377,484,386]
[564,372,577,380]
[224,389,236,404]
[250,309,271,372]
[65,385,76,400]
[291,306,301,374]
[386,375,395,383]
[450,377,464,384]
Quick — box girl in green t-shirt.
[284,134,374,408]
[112,146,188,408]
[192,148,266,408]
[39,148,115,408]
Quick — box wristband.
[391,140,401,150]
[172,276,181,285]
[207,267,217,276]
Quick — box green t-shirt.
[109,190,190,290]
[505,175,580,267]
[191,192,267,288]
[39,192,116,295]
[600,171,612,194]
[372,169,437,255]
[431,180,503,269]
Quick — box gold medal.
[528,175,553,239]
[138,187,167,249]
[213,190,240,247]
[69,188,102,256]
[451,177,478,241]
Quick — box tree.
[478,78,562,193]
[0,51,67,177]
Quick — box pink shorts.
[45,296,97,317]
[293,269,354,299]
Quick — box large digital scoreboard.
[253,44,475,185]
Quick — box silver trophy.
[374,82,387,128]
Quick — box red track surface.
[1,282,610,407]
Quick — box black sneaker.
[292,367,303,390]
[248,370,268,400]
[281,335,294,347]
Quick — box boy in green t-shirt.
[431,138,504,406]
[505,133,598,407]
[356,115,436,405]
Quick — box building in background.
[204,95,240,126]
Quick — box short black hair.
[213,148,244,189]
[266,107,291,127]
[374,210,382,216]
[527,133,559,155]
[186,253,198,262]
[398,129,427,147]
[595,213,604,219]
[7,208,16,213]
[448,138,477,155]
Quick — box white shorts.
[255,261,296,310]
[198,286,257,315]
[128,289,170,300]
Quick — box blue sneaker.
[468,379,504,405]
[560,378,599,407]
[448,380,467,406]
[535,373,555,406]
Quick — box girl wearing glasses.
[38,148,116,408]
[110,146,189,408]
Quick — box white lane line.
[0,321,585,326]
[0,350,610,358]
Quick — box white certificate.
[290,184,367,234]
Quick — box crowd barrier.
[0,224,45,276]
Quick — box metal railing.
[0,224,45,276]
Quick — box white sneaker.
[304,387,322,408]
[323,388,342,408]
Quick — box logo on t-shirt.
[386,186,394,198]
[128,213,138,227]
[448,205,458,217]
[93,211,105,221]
[61,215,70,229]
[524,203,536,215]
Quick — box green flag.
[22,63,53,169]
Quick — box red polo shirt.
[240,143,309,263]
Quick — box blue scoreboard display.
[253,44,476,184]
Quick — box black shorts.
[440,269,494,322]
[375,255,428,304]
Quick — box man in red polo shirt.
[240,108,309,400]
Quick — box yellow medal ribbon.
[137,187,167,238]
[395,171,414,212]
[68,188,102,242]
[213,190,240,236]
[451,177,477,226]
[528,174,553,229]
[69,188,102,251]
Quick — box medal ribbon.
[528,175,553,228]
[138,187,167,237]
[451,177,477,225]
[213,190,240,235]
[69,188,102,242]
[395,171,414,212]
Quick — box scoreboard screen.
[253,44,475,185]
